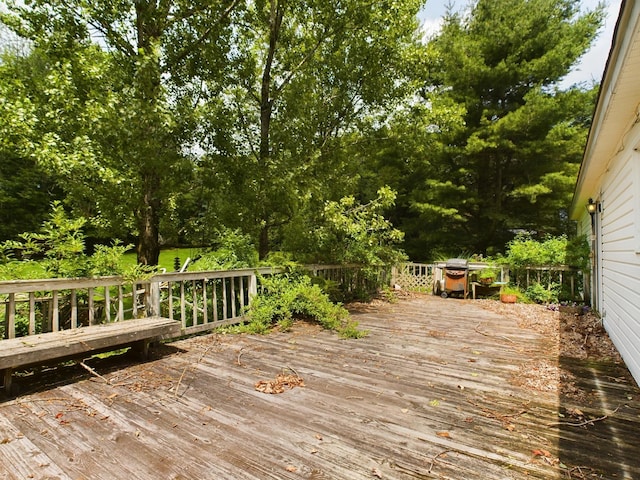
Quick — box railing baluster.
[222,278,228,320]
[132,283,138,318]
[105,286,111,323]
[168,281,174,320]
[213,279,218,323]
[239,276,245,310]
[202,279,208,324]
[192,280,198,326]
[7,293,15,339]
[71,289,78,329]
[230,277,236,318]
[29,292,36,335]
[118,285,124,321]
[88,287,95,325]
[52,291,59,331]
[180,281,186,328]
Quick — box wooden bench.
[1,316,181,395]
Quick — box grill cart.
[437,258,469,298]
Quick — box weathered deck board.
[1,295,639,479]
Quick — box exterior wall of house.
[597,123,640,382]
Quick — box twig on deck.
[428,450,454,473]
[474,321,516,344]
[237,347,245,366]
[78,361,110,384]
[565,465,598,479]
[174,345,213,399]
[547,406,620,427]
[468,399,528,422]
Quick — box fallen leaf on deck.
[285,465,297,472]
[532,449,551,457]
[255,373,304,394]
[436,431,451,438]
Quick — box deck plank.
[1,295,639,479]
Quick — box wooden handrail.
[1,265,379,341]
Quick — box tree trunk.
[256,0,284,260]
[137,171,161,266]
[258,225,270,261]
[134,1,164,266]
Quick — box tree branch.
[166,0,240,70]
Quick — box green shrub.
[0,203,146,280]
[525,282,559,304]
[505,233,589,269]
[190,228,258,270]
[240,273,366,338]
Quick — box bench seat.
[1,316,181,394]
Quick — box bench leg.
[2,368,13,396]
[131,339,151,360]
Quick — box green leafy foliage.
[525,282,560,304]
[240,273,366,338]
[315,186,407,267]
[190,229,259,271]
[501,233,589,303]
[403,0,603,257]
[0,202,149,280]
[504,233,587,268]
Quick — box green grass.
[1,247,201,281]
[122,247,203,272]
[0,260,47,279]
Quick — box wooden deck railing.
[393,262,587,301]
[0,264,387,341]
[508,265,587,301]
[0,267,286,340]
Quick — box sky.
[418,0,624,88]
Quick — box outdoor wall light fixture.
[587,198,597,230]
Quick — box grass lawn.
[122,247,202,272]
[1,247,201,280]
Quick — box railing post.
[146,281,161,317]
[248,272,258,301]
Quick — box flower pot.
[500,293,517,304]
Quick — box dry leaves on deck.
[255,372,305,394]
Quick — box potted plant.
[500,285,520,304]
[477,268,497,286]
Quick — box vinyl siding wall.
[599,123,640,383]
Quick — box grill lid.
[445,258,469,269]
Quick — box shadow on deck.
[1,295,639,479]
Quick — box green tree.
[202,0,423,259]
[418,0,603,256]
[0,48,63,240]
[1,0,237,265]
[309,186,406,267]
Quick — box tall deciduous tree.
[418,0,603,256]
[202,0,423,259]
[1,0,237,265]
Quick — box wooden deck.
[1,295,640,479]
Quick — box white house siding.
[598,124,640,382]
